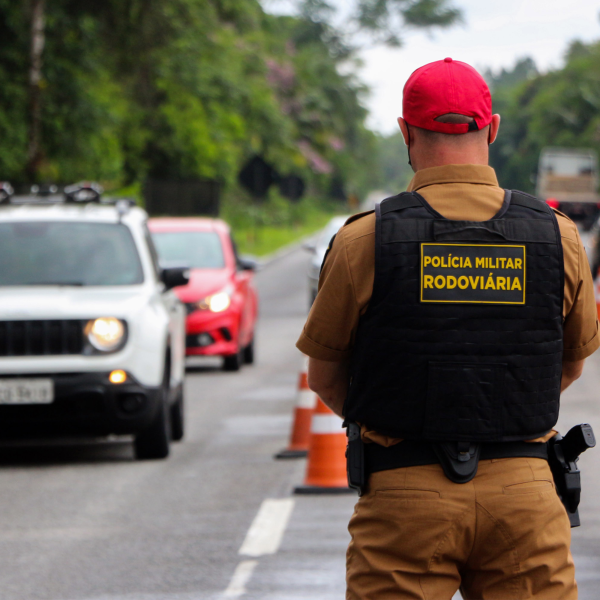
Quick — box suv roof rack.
[32,183,59,196]
[0,182,137,213]
[64,182,103,203]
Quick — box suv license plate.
[0,379,54,404]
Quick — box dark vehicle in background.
[149,218,258,371]
[537,148,600,229]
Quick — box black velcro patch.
[420,243,526,305]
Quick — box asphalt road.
[0,245,599,600]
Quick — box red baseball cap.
[403,58,492,134]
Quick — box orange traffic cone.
[294,397,354,494]
[275,356,316,459]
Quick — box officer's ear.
[398,117,410,146]
[488,114,501,145]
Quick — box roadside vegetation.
[225,193,342,257]
[0,0,463,253]
[0,1,374,196]
[2,5,598,252]
[372,40,600,196]
[233,37,600,256]
[0,0,459,192]
[486,41,600,192]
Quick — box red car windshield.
[151,231,225,269]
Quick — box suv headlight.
[85,317,127,352]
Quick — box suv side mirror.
[161,266,190,290]
[238,257,257,272]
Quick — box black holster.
[346,422,365,495]
[433,442,481,484]
[548,424,596,528]
[346,421,596,520]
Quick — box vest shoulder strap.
[509,190,552,215]
[380,192,422,215]
[382,189,552,217]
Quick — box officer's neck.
[410,145,489,172]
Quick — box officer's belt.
[365,440,548,474]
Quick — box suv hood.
[0,286,148,320]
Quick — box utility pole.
[26,0,46,181]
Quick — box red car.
[148,218,258,371]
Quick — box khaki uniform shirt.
[296,164,600,446]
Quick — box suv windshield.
[0,221,144,286]
[151,231,225,269]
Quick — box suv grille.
[0,320,85,357]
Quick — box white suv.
[0,184,187,459]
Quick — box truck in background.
[537,147,599,230]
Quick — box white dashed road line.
[222,498,295,598]
[238,498,295,557]
[222,560,259,599]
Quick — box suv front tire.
[134,363,171,459]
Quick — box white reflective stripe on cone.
[297,390,316,409]
[302,354,308,373]
[311,413,344,434]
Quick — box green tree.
[0,0,462,201]
[373,131,413,193]
[300,0,462,47]
[0,0,30,181]
[489,43,600,193]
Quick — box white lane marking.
[222,560,258,598]
[310,413,344,433]
[238,498,295,557]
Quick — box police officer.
[296,58,599,599]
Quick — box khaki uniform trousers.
[347,457,576,600]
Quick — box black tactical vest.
[344,190,564,443]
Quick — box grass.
[232,217,332,256]
[223,193,346,257]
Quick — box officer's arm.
[307,357,350,418]
[561,359,584,392]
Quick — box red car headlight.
[187,286,233,314]
[205,291,231,313]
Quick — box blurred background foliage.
[0,0,461,200]
[374,40,600,197]
[487,41,600,193]
[0,0,372,196]
[0,0,463,253]
[2,1,599,253]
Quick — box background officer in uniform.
[296,58,599,599]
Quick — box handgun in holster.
[346,421,366,496]
[548,424,596,527]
